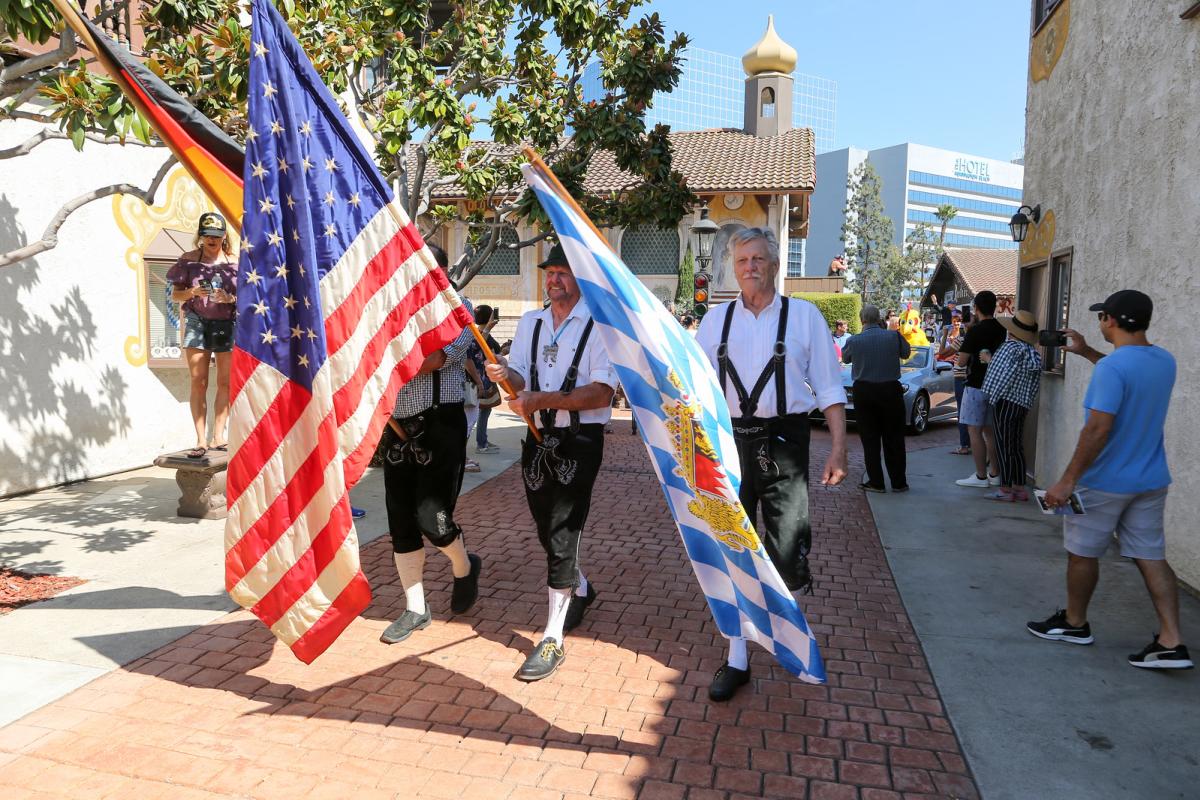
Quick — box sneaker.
[1026,609,1094,644]
[708,662,751,702]
[450,553,482,614]
[464,460,481,473]
[380,608,432,644]
[860,482,886,493]
[516,637,566,681]
[1128,637,1193,670]
[988,474,1002,487]
[475,443,500,454]
[956,473,991,488]
[350,506,367,519]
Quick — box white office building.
[807,143,1024,278]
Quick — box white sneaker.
[475,444,500,454]
[988,474,1001,487]
[956,473,991,488]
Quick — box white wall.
[1025,2,1200,587]
[0,118,200,495]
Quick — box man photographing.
[1028,290,1191,669]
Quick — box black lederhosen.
[383,372,467,553]
[718,300,814,593]
[521,317,604,589]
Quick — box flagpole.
[521,147,619,258]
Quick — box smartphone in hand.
[1035,490,1086,515]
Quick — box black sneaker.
[563,583,597,632]
[380,608,432,644]
[1026,609,1094,644]
[860,482,886,493]
[450,553,482,614]
[516,637,566,681]
[1128,637,1193,670]
[708,662,751,702]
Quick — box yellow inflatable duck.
[899,305,930,347]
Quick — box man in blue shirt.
[1027,290,1191,669]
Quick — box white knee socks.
[542,587,573,644]
[394,550,426,615]
[576,571,589,597]
[725,636,749,670]
[437,537,471,579]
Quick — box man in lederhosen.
[485,244,614,681]
[379,244,483,644]
[696,227,848,701]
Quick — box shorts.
[183,312,234,353]
[959,386,991,427]
[1064,487,1168,560]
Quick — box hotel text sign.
[953,158,991,182]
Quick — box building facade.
[581,22,837,153]
[1020,0,1200,588]
[807,143,1024,280]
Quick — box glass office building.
[581,47,837,153]
[807,143,1024,278]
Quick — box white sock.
[542,587,573,644]
[575,571,589,597]
[726,637,749,670]
[437,536,471,579]
[394,550,427,615]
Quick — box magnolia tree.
[0,0,695,281]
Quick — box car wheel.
[908,392,929,435]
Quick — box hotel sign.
[953,158,991,183]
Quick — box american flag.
[224,0,471,663]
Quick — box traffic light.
[693,272,710,318]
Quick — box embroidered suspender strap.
[718,299,790,418]
[559,318,595,433]
[431,367,440,410]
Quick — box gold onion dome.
[741,15,797,76]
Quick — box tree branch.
[0,33,77,90]
[0,156,176,269]
[0,128,156,160]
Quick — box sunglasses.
[1097,311,1109,321]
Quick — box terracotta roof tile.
[414,127,815,200]
[942,248,1019,297]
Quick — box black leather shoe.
[450,553,483,614]
[516,637,566,681]
[563,583,597,632]
[891,484,910,493]
[708,662,751,702]
[860,482,886,493]
[380,608,432,644]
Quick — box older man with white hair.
[695,226,848,702]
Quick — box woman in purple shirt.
[166,212,237,458]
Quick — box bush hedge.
[792,292,863,334]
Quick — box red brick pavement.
[0,422,978,799]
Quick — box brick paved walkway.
[0,423,978,800]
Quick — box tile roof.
[414,127,816,200]
[940,249,1019,297]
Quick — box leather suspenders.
[717,298,790,418]
[529,316,596,432]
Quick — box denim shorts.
[182,313,234,353]
[1064,487,1168,560]
[959,386,991,427]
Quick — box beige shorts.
[1063,487,1168,560]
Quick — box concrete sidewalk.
[869,446,1199,800]
[0,411,530,727]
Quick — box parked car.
[812,346,957,434]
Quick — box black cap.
[537,243,569,269]
[198,212,227,237]
[1089,289,1153,329]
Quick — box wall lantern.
[1009,204,1042,243]
[690,203,720,269]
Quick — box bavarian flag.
[48,0,244,226]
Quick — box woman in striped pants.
[980,311,1043,502]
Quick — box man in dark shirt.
[842,305,911,492]
[955,290,1007,488]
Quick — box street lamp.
[1008,204,1041,243]
[691,203,720,273]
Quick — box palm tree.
[934,204,958,252]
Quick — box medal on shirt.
[542,343,559,367]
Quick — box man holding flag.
[485,244,615,681]
[695,227,848,701]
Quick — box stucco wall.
[0,119,202,495]
[1024,2,1200,586]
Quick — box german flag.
[47,0,244,227]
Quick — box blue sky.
[645,0,1031,161]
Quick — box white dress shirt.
[695,293,847,418]
[507,299,615,428]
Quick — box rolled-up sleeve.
[440,297,475,365]
[806,305,847,411]
[586,330,615,390]
[506,313,532,383]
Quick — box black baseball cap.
[197,212,227,237]
[537,243,569,269]
[1089,289,1153,329]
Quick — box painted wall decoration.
[1031,0,1070,83]
[1019,208,1056,265]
